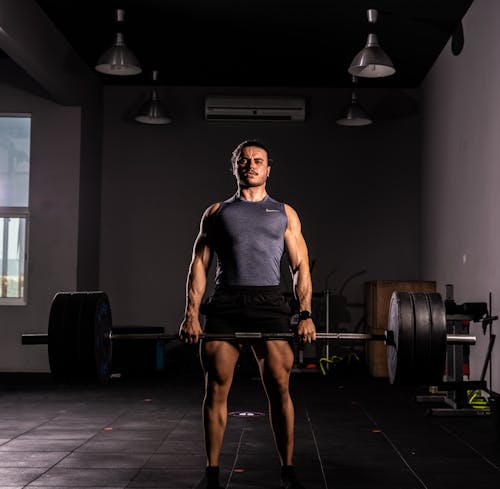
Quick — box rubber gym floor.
[0,351,499,489]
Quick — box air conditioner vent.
[205,95,306,122]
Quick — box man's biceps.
[194,237,211,257]
[202,247,214,267]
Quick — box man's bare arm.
[284,204,316,342]
[179,203,219,343]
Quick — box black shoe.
[280,465,306,489]
[194,466,223,489]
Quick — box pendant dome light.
[336,92,373,126]
[348,9,395,78]
[95,9,142,76]
[134,71,172,125]
[336,76,373,126]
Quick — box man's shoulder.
[283,203,300,223]
[204,202,221,217]
[203,194,235,218]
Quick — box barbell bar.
[20,290,481,386]
[22,331,477,344]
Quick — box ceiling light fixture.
[134,70,172,125]
[95,9,142,76]
[336,76,373,126]
[336,91,373,126]
[348,9,395,78]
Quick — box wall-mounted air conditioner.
[204,95,306,122]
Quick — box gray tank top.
[211,194,288,286]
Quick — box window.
[0,115,31,305]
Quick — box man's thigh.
[201,340,241,382]
[251,340,294,378]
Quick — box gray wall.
[0,61,81,372]
[421,0,500,392]
[100,86,421,332]
[0,0,103,373]
[76,99,103,291]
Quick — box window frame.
[0,113,31,306]
[0,208,30,305]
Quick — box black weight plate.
[67,292,86,382]
[78,292,96,383]
[48,292,71,384]
[94,292,113,384]
[79,291,113,384]
[48,292,85,384]
[410,292,432,385]
[386,293,399,384]
[427,292,447,385]
[386,291,414,384]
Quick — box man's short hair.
[231,139,273,168]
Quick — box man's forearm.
[294,264,312,311]
[184,261,207,319]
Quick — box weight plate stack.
[427,292,447,385]
[48,291,112,384]
[47,292,72,384]
[386,291,414,384]
[48,292,85,384]
[411,292,433,385]
[79,291,113,384]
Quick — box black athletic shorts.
[201,285,292,336]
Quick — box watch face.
[299,311,311,320]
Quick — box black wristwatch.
[298,310,312,321]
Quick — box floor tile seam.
[437,424,500,472]
[151,409,194,448]
[123,409,195,487]
[8,460,63,488]
[297,382,367,488]
[351,401,430,489]
[17,444,113,482]
[77,408,131,441]
[25,408,133,483]
[46,452,163,468]
[47,452,208,470]
[0,439,99,452]
[17,466,149,472]
[25,408,130,434]
[0,450,72,468]
[302,403,329,489]
[225,417,249,489]
[0,410,68,447]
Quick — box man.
[179,140,316,489]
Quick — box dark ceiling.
[33,0,474,88]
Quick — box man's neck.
[237,186,268,202]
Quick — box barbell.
[20,290,481,386]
